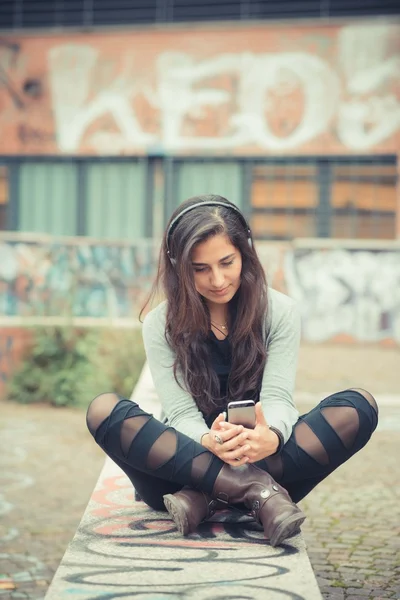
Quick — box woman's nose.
[210,268,225,287]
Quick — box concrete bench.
[45,363,322,600]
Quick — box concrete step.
[45,363,322,600]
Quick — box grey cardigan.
[142,288,300,445]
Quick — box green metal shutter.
[176,161,242,209]
[19,162,77,235]
[85,161,147,241]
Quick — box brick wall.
[0,328,32,400]
[0,20,398,157]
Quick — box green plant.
[330,581,347,588]
[7,326,146,408]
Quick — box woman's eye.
[193,260,234,273]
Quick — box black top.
[204,331,232,427]
[204,329,259,427]
[206,331,232,397]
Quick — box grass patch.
[330,580,348,588]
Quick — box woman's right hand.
[201,413,250,467]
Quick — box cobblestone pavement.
[0,343,399,600]
[299,402,400,600]
[0,403,104,600]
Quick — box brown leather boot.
[210,463,306,547]
[163,487,222,535]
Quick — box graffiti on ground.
[0,240,158,319]
[51,474,308,600]
[285,249,400,343]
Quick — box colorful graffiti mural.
[285,248,400,343]
[0,239,158,319]
[0,22,399,156]
[1,237,399,343]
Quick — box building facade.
[0,5,399,241]
[0,3,399,369]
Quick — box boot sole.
[163,494,190,536]
[269,511,306,547]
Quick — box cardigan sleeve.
[259,289,301,444]
[142,303,210,444]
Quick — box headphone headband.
[166,200,252,265]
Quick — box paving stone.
[321,591,345,600]
[320,586,345,594]
[346,589,375,596]
[316,571,340,580]
[337,567,360,572]
[311,564,337,571]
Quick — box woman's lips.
[211,286,230,296]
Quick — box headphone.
[166,200,253,266]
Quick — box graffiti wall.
[0,238,158,320]
[0,235,399,344]
[285,248,400,344]
[0,21,399,156]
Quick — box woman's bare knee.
[86,392,120,435]
[349,388,378,413]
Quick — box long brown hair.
[141,194,269,415]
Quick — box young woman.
[86,195,378,547]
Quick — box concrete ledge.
[45,363,322,600]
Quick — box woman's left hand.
[219,403,280,462]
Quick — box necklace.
[211,322,228,338]
[211,320,228,331]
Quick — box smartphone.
[227,400,256,429]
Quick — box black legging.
[86,389,378,511]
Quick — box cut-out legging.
[86,389,378,511]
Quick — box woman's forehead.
[191,234,237,262]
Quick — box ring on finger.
[214,433,223,445]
